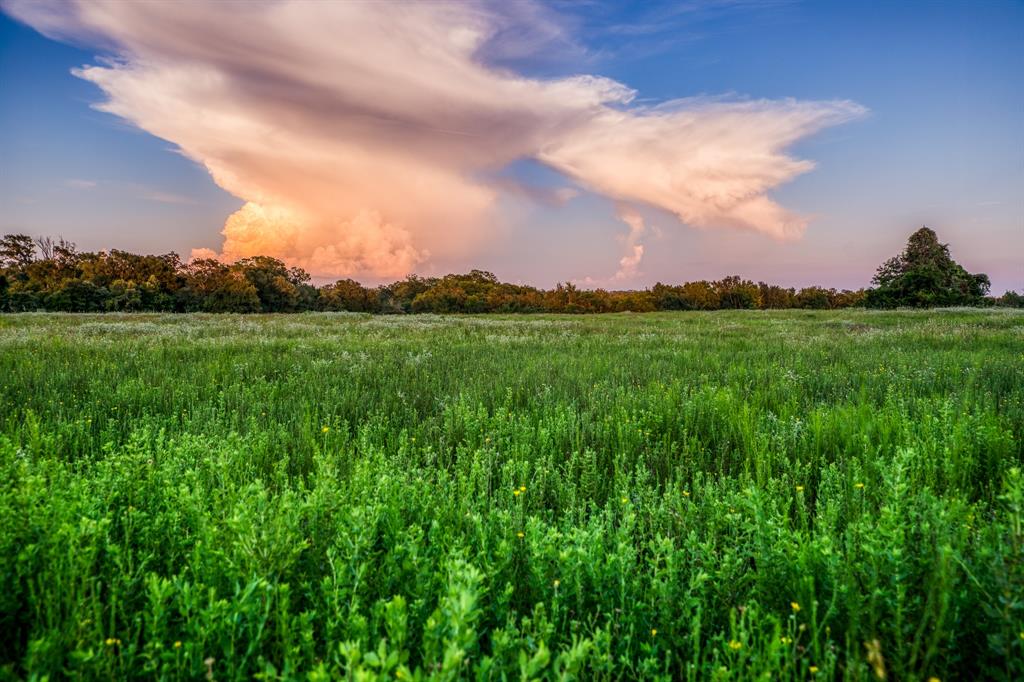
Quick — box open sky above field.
[1,0,1021,292]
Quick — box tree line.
[1,228,1019,313]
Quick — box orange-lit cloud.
[4,0,865,279]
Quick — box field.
[1,310,1022,680]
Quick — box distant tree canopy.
[865,227,993,308]
[1,230,1018,314]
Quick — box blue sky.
[1,1,1021,292]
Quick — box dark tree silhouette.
[866,227,990,308]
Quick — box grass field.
[1,310,1022,680]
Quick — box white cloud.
[4,0,865,278]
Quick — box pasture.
[1,310,1022,680]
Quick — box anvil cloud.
[4,0,866,279]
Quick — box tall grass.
[1,310,1022,680]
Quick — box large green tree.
[866,227,990,308]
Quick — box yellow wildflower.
[855,482,865,489]
[651,628,657,636]
[174,641,182,649]
[791,601,801,612]
[621,497,628,503]
[520,485,526,492]
[927,677,940,682]
[513,490,521,497]
[516,531,524,538]
[796,485,805,493]
[553,579,560,587]
[809,666,819,674]
[728,640,742,651]
[865,638,886,679]
[321,426,329,433]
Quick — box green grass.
[1,310,1022,680]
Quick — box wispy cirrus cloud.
[140,189,196,205]
[65,178,97,189]
[3,0,865,279]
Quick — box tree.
[380,275,436,313]
[795,286,832,310]
[758,283,796,309]
[232,256,311,312]
[997,290,1024,308]
[0,234,35,271]
[319,278,376,312]
[179,259,260,313]
[866,227,990,308]
[716,276,760,309]
[679,281,719,310]
[47,278,109,312]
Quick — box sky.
[0,0,1021,293]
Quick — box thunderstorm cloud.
[4,0,866,279]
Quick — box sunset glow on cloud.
[4,0,866,279]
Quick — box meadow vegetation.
[1,310,1022,680]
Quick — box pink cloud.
[5,0,865,278]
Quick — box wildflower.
[621,497,628,503]
[520,485,526,492]
[796,485,805,493]
[863,639,886,679]
[513,490,521,497]
[855,482,865,489]
[321,426,329,433]
[517,531,524,538]
[174,641,182,649]
[791,601,801,612]
[780,636,792,644]
[809,666,819,674]
[105,637,121,646]
[651,628,657,636]
[553,579,560,587]
[927,678,940,682]
[728,640,742,651]
[683,491,690,497]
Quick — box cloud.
[66,178,97,189]
[142,189,196,205]
[613,206,647,281]
[4,0,865,279]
